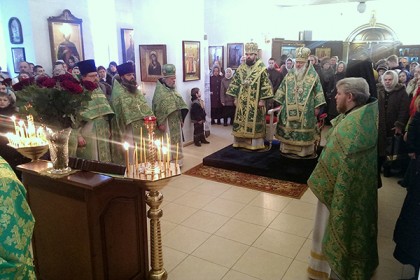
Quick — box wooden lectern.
[18,161,151,280]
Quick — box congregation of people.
[2,40,420,279]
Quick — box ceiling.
[276,0,376,7]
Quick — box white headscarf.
[225,68,234,79]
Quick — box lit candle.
[10,115,19,136]
[27,115,36,138]
[155,139,161,166]
[166,133,171,163]
[124,142,130,176]
[162,146,168,172]
[18,120,26,139]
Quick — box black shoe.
[397,179,407,188]
[211,120,215,125]
[383,165,391,177]
[194,142,201,147]
[201,139,210,144]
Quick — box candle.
[155,139,161,167]
[176,143,179,166]
[162,146,168,172]
[10,115,19,136]
[18,120,26,139]
[27,115,36,138]
[140,127,143,162]
[134,142,138,171]
[124,142,130,176]
[143,138,147,165]
[166,133,171,163]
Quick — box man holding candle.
[75,59,115,162]
[152,64,189,167]
[111,62,154,165]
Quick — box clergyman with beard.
[76,59,114,162]
[152,64,189,167]
[110,62,154,165]
[226,42,273,150]
[274,47,326,158]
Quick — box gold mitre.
[295,47,311,62]
[245,42,258,54]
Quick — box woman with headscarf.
[327,61,346,122]
[220,68,235,126]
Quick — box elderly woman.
[220,67,235,126]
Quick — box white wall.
[205,0,420,65]
[133,0,206,142]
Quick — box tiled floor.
[157,124,412,280]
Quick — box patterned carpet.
[184,163,308,199]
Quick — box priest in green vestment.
[274,47,326,157]
[0,156,36,279]
[307,78,379,280]
[226,42,273,150]
[152,64,189,166]
[75,59,114,162]
[111,62,154,165]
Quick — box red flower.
[61,80,84,94]
[55,73,74,82]
[81,80,98,91]
[12,77,35,91]
[12,82,23,91]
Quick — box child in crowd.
[190,87,210,147]
[393,97,420,280]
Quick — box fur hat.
[77,59,97,76]
[117,62,134,76]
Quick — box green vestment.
[76,87,114,162]
[274,64,325,146]
[152,79,188,161]
[226,59,273,149]
[0,156,36,279]
[111,80,154,165]
[308,100,379,280]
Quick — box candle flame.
[123,142,129,150]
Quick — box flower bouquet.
[13,74,92,130]
[13,74,92,173]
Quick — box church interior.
[1,0,419,279]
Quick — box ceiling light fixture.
[357,2,366,13]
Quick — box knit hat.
[77,59,97,76]
[116,62,134,76]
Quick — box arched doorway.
[343,17,400,63]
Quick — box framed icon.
[48,9,85,66]
[9,17,23,44]
[182,40,201,82]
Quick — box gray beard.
[294,64,307,80]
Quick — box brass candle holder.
[120,116,181,280]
